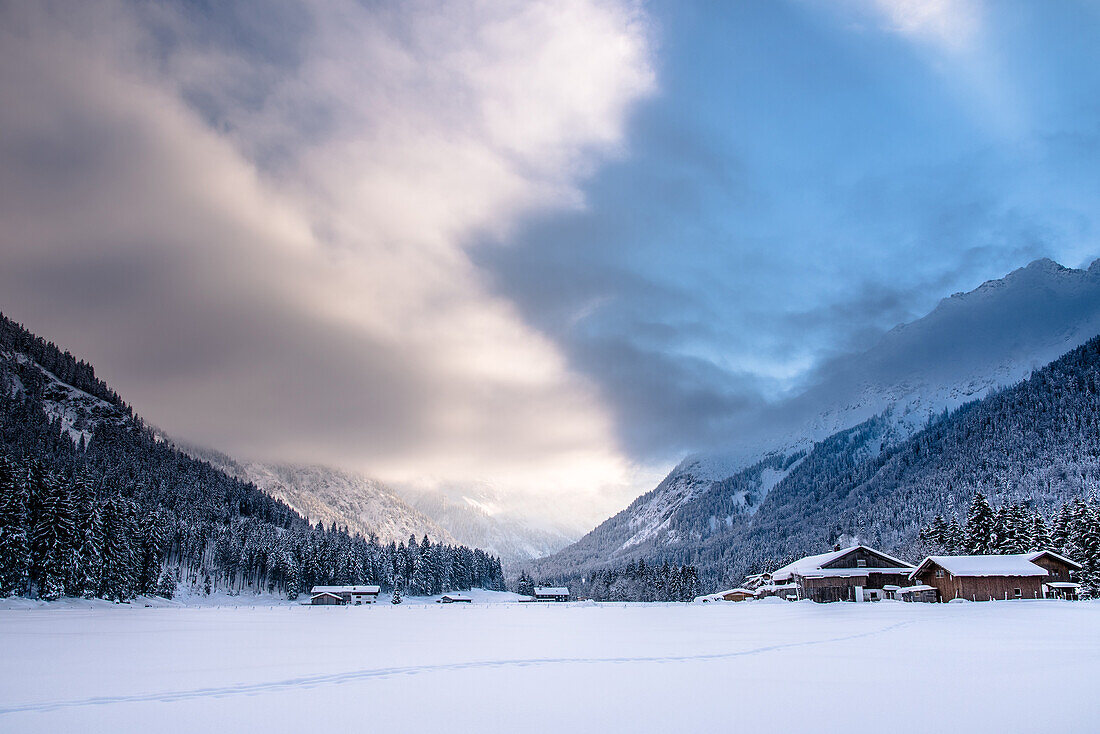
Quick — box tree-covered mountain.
[0,312,505,600]
[530,262,1100,589]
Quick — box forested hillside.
[0,313,505,601]
[530,334,1100,590]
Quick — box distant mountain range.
[530,258,1100,585]
[176,446,456,547]
[176,445,578,564]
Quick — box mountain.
[403,488,579,564]
[0,312,506,601]
[181,448,456,547]
[531,258,1100,583]
[178,450,580,564]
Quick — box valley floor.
[1,598,1098,733]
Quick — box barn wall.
[914,569,1043,601]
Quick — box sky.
[2,0,1099,526]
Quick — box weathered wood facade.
[771,545,915,603]
[310,591,345,605]
[909,552,1081,602]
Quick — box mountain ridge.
[531,257,1100,582]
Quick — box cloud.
[868,0,981,51]
[0,0,658,524]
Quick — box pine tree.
[154,567,176,599]
[100,495,137,601]
[391,575,403,605]
[516,571,535,597]
[964,492,996,554]
[0,454,29,596]
[945,517,965,554]
[28,463,74,600]
[78,499,105,598]
[1030,513,1050,551]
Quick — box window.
[935,569,945,578]
[1014,588,1022,598]
[856,559,867,567]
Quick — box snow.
[914,555,1050,577]
[310,585,380,594]
[2,600,1098,733]
[533,587,569,596]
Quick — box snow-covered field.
[2,598,1098,733]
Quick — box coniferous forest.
[0,313,505,602]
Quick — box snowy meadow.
[2,597,1098,733]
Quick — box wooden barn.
[770,545,915,603]
[438,594,473,603]
[533,586,570,602]
[309,585,381,605]
[309,591,345,605]
[908,551,1080,602]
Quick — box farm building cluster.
[308,585,572,605]
[695,544,1083,604]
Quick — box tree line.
[919,490,1100,597]
[517,560,702,602]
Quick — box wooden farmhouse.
[438,594,473,603]
[769,545,915,603]
[908,551,1081,602]
[533,586,570,602]
[309,585,381,605]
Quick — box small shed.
[897,584,938,603]
[438,594,473,603]
[1042,582,1080,600]
[533,586,570,602]
[310,591,345,606]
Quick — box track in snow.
[0,619,915,715]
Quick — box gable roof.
[533,587,569,596]
[310,591,343,600]
[310,585,381,594]
[911,555,1049,579]
[1026,550,1082,570]
[771,545,914,581]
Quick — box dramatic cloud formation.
[0,0,658,523]
[3,0,1099,527]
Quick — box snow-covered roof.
[1026,550,1082,570]
[771,545,913,581]
[911,555,1048,579]
[310,585,381,594]
[310,591,343,599]
[439,594,472,601]
[534,587,569,596]
[754,583,798,594]
[882,585,901,590]
[717,588,754,596]
[1044,582,1079,589]
[798,567,913,579]
[898,585,936,593]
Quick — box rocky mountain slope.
[179,448,456,547]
